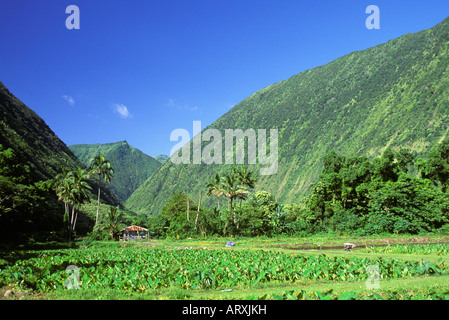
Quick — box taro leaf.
[314,290,333,300]
[364,292,385,300]
[338,291,357,300]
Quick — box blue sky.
[1,0,449,157]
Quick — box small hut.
[120,225,148,241]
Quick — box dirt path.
[259,236,449,251]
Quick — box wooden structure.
[120,225,148,241]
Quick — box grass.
[2,233,449,300]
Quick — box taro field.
[1,237,449,300]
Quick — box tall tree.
[234,166,256,208]
[89,154,114,225]
[221,170,249,229]
[53,167,72,234]
[53,167,91,239]
[67,168,91,232]
[206,173,225,210]
[221,171,248,212]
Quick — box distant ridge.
[154,154,169,164]
[69,141,162,202]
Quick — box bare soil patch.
[259,236,449,251]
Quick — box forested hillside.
[126,16,449,215]
[0,82,120,242]
[69,141,162,202]
[0,83,82,182]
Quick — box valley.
[2,7,449,304]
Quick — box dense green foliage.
[145,138,449,238]
[69,141,162,202]
[126,16,449,215]
[93,206,125,239]
[257,288,449,300]
[287,142,449,236]
[147,166,284,237]
[0,145,62,243]
[0,245,441,293]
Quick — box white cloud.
[165,98,198,112]
[112,103,131,119]
[62,95,75,106]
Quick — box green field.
[2,234,449,300]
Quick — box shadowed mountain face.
[0,81,121,207]
[126,16,449,215]
[0,82,82,182]
[0,81,122,241]
[69,141,162,202]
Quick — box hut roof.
[121,225,148,232]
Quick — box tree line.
[4,137,449,244]
[148,138,449,238]
[147,165,282,238]
[290,140,449,236]
[0,148,124,244]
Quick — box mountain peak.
[101,140,128,146]
[69,141,162,202]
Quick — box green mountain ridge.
[125,15,449,215]
[69,141,162,202]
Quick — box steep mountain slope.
[0,82,81,182]
[0,81,123,241]
[126,16,449,215]
[0,81,121,205]
[69,141,162,202]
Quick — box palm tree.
[221,170,249,227]
[206,173,225,210]
[53,167,91,239]
[67,168,91,232]
[222,172,247,211]
[94,206,124,240]
[235,166,256,189]
[89,154,114,225]
[53,167,72,235]
[234,166,256,208]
